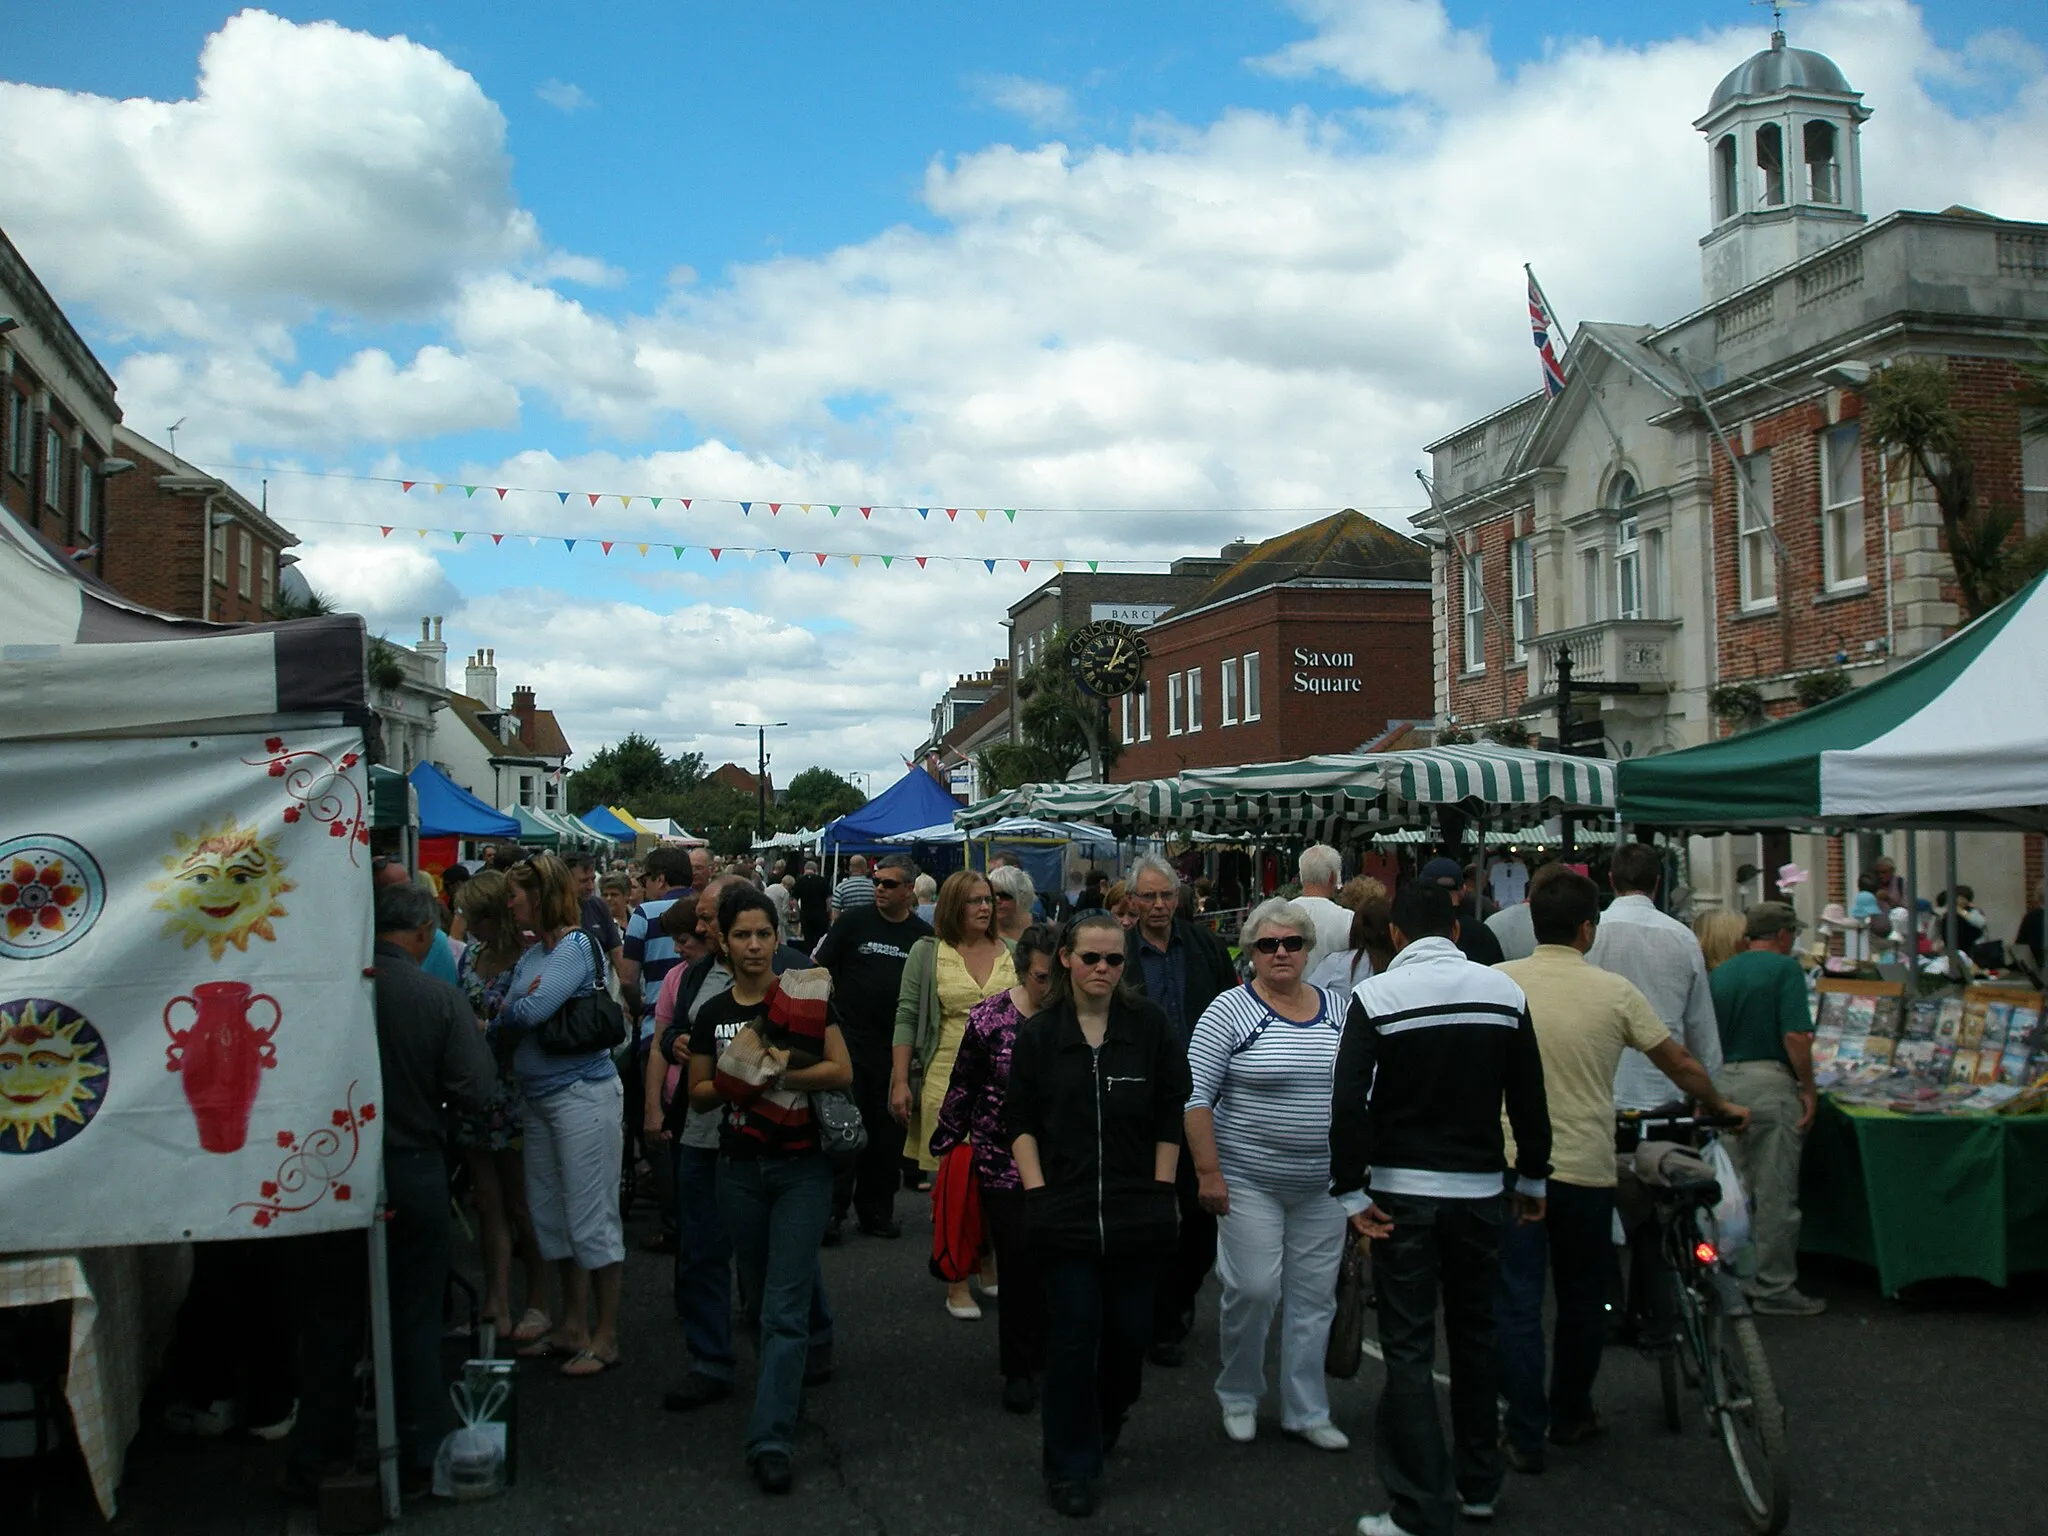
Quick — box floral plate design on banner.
[0,998,110,1154]
[231,1083,375,1227]
[0,835,105,961]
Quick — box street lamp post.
[735,721,787,843]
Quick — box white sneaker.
[945,1298,983,1320]
[1356,1515,1412,1536]
[1460,1495,1497,1520]
[1291,1421,1350,1452]
[1222,1406,1257,1443]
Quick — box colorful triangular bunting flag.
[564,538,577,552]
[880,554,894,568]
[452,531,466,543]
[915,556,928,569]
[601,541,615,555]
[778,550,792,564]
[463,485,478,497]
[379,526,393,538]
[587,493,600,507]
[850,553,861,567]
[917,507,929,520]
[1004,509,1016,522]
[974,508,987,522]
[828,505,841,517]
[945,508,958,521]
[741,502,752,515]
[710,548,722,561]
[860,506,872,519]
[813,551,827,566]
[492,533,504,545]
[1087,561,1099,571]
[431,483,446,494]
[401,481,415,493]
[495,487,508,500]
[636,542,648,556]
[983,558,996,572]
[557,491,570,505]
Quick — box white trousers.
[524,1073,626,1270]
[1213,1173,1347,1430]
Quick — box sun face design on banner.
[0,999,110,1154]
[0,835,105,962]
[150,819,296,961]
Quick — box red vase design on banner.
[163,982,281,1153]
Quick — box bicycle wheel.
[1707,1311,1790,1534]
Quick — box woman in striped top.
[1183,897,1351,1451]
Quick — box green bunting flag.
[881,554,893,567]
[1088,561,1099,571]
[828,505,841,516]
[452,531,466,543]
[1004,509,1016,522]
[463,485,478,497]
[673,545,685,558]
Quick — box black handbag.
[1325,1233,1370,1379]
[811,1087,868,1158]
[536,932,627,1056]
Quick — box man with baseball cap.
[1707,901,1823,1316]
[1417,856,1505,966]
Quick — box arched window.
[1756,123,1786,207]
[1803,120,1839,204]
[1605,471,1637,510]
[1714,135,1739,222]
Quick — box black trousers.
[982,1186,1047,1380]
[1371,1191,1505,1536]
[288,1149,451,1480]
[1041,1252,1157,1487]
[167,1237,296,1424]
[832,1043,906,1229]
[1152,1144,1215,1346]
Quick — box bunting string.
[188,460,1417,521]
[283,515,1141,573]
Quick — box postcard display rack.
[1815,980,2048,1115]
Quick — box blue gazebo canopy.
[408,761,519,839]
[577,804,639,844]
[822,769,963,854]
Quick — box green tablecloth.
[1799,1098,2048,1293]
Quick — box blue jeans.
[1371,1191,1503,1536]
[676,1144,736,1379]
[1040,1253,1158,1487]
[716,1152,835,1460]
[1497,1181,1614,1452]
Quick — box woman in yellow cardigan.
[890,868,1017,1318]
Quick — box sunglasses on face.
[1073,950,1126,969]
[1251,933,1308,955]
[873,878,908,890]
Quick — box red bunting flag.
[710,548,722,561]
[400,482,415,493]
[945,508,957,521]
[491,533,504,545]
[601,541,615,555]
[681,498,692,509]
[587,493,600,507]
[915,556,928,568]
[1020,560,1031,571]
[495,487,508,499]
[769,503,782,515]
[813,551,827,566]
[379,527,393,537]
[859,506,872,519]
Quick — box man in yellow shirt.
[1495,868,1746,1471]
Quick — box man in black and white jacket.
[1330,883,1551,1536]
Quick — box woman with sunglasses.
[1006,911,1190,1519]
[891,868,1017,1318]
[931,923,1061,1413]
[1183,897,1350,1451]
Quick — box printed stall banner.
[0,728,380,1251]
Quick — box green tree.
[974,630,1121,792]
[1863,356,2048,618]
[782,766,867,827]
[568,732,700,813]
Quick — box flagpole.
[1525,263,1570,350]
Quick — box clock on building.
[1066,620,1148,698]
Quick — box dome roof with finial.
[1707,31,1855,114]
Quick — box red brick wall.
[1445,510,1529,726]
[1713,359,2029,688]
[1112,585,1433,778]
[1,366,102,579]
[99,477,280,623]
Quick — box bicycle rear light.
[1694,1240,1718,1265]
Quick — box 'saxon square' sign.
[1292,646,1362,694]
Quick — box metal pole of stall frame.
[1905,834,1920,997]
[1474,805,1488,933]
[1944,831,1962,971]
[368,1174,401,1521]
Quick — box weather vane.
[1750,0,1807,41]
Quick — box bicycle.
[1618,1107,1790,1535]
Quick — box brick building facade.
[1,226,120,578]
[1422,32,2048,924]
[1113,511,1433,779]
[99,425,300,623]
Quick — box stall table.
[1799,1098,2048,1294]
[0,1246,190,1518]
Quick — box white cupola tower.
[1695,26,1869,302]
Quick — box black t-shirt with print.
[690,988,776,1158]
[813,905,932,1056]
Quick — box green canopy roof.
[1618,572,2048,829]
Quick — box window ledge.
[1459,667,1487,678]
[1731,602,1780,623]
[1815,581,1870,606]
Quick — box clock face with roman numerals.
[1066,620,1148,698]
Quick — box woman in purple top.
[933,922,1060,1414]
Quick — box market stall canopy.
[1182,745,1617,815]
[634,816,709,846]
[369,765,417,831]
[512,806,560,847]
[408,761,519,839]
[0,500,367,741]
[755,826,824,852]
[884,816,1121,855]
[577,805,638,843]
[823,769,962,853]
[533,808,605,848]
[1618,573,2048,830]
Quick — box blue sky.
[5,2,2046,787]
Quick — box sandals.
[558,1348,622,1378]
[508,1308,552,1344]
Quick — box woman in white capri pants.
[1184,897,1350,1450]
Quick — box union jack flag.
[1527,266,1567,398]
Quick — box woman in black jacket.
[1006,911,1190,1519]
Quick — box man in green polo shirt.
[1709,902,1823,1316]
